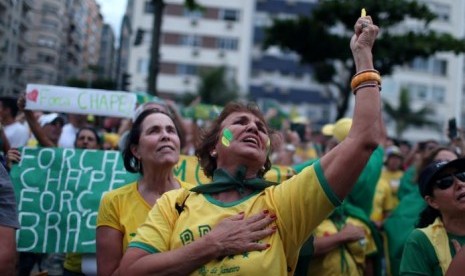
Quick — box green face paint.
[221,128,233,147]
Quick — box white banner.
[25,84,137,118]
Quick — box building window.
[137,58,149,74]
[431,59,447,76]
[432,86,445,102]
[37,53,55,63]
[429,2,451,22]
[410,57,447,76]
[42,3,59,14]
[179,35,202,47]
[411,57,428,72]
[37,36,57,49]
[217,37,238,50]
[177,64,197,75]
[220,9,239,21]
[144,1,154,13]
[41,18,59,30]
[184,8,203,19]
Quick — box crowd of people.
[0,15,464,276]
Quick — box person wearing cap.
[383,146,458,276]
[399,158,465,275]
[17,95,64,148]
[380,146,405,207]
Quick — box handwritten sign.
[11,148,295,253]
[25,84,137,118]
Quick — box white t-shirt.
[58,123,79,148]
[4,122,29,148]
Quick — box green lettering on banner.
[11,147,139,253]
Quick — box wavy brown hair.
[195,102,273,178]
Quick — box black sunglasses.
[434,172,465,190]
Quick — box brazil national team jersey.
[129,161,340,275]
[97,180,194,252]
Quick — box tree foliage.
[264,0,465,119]
[384,88,437,138]
[196,66,239,106]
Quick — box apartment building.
[126,0,255,97]
[249,0,334,128]
[378,0,465,141]
[98,24,116,80]
[0,0,32,96]
[81,0,103,81]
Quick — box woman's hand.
[206,211,277,258]
[350,16,379,71]
[17,95,26,111]
[339,224,365,243]
[6,148,21,169]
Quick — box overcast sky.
[96,0,128,37]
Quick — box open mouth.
[157,145,175,151]
[242,136,259,146]
[457,192,465,201]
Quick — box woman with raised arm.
[119,15,382,275]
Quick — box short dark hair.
[195,102,273,178]
[123,108,183,174]
[0,97,19,117]
[74,127,102,148]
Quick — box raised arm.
[17,96,56,147]
[320,16,381,200]
[118,212,276,276]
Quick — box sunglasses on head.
[434,172,465,190]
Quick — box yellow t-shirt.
[379,169,404,207]
[370,178,396,223]
[130,161,340,275]
[97,180,194,252]
[308,217,377,276]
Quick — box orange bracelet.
[351,72,381,89]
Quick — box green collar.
[190,166,277,194]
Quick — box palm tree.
[384,88,437,139]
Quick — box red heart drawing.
[26,89,39,102]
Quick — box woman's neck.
[442,214,465,235]
[137,166,180,205]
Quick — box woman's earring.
[211,151,217,158]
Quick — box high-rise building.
[116,13,132,90]
[249,0,334,128]
[0,0,33,96]
[380,0,465,141]
[81,0,103,82]
[125,0,255,97]
[24,0,65,87]
[99,24,116,80]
